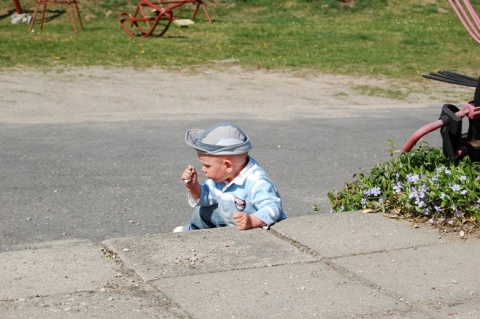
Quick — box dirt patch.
[0,66,473,124]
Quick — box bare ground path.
[0,66,470,124]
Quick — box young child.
[173,122,286,232]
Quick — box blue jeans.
[190,204,228,230]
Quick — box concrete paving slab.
[0,239,190,319]
[430,298,480,319]
[271,213,444,258]
[151,262,408,319]
[333,241,480,307]
[0,290,183,319]
[102,227,317,282]
[0,240,116,300]
[371,312,432,318]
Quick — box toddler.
[173,122,286,232]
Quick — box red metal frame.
[12,0,23,14]
[119,0,212,38]
[28,0,84,32]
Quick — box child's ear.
[223,159,233,172]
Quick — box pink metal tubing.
[402,107,469,152]
[449,0,479,41]
[402,119,445,152]
[464,0,480,26]
[449,0,480,44]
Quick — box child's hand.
[182,165,197,187]
[234,212,267,230]
[233,212,253,230]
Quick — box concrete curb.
[2,213,479,319]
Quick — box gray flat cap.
[185,122,252,155]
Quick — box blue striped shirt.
[188,156,286,226]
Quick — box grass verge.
[0,0,479,82]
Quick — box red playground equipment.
[28,0,83,32]
[12,0,23,14]
[119,0,212,38]
[403,71,480,162]
[449,0,480,44]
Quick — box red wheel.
[119,10,173,38]
[119,12,142,37]
[150,11,173,37]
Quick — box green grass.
[352,84,411,100]
[1,0,480,81]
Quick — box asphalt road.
[1,111,443,252]
[3,67,464,252]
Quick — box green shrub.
[326,142,480,232]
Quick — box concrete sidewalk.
[1,213,479,319]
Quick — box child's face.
[197,153,231,183]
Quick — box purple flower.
[373,187,382,196]
[392,182,403,194]
[417,200,426,208]
[407,174,420,183]
[365,186,382,197]
[450,184,461,192]
[459,175,467,182]
[409,188,418,200]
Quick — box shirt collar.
[222,156,255,189]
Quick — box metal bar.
[403,108,468,152]
[464,0,480,29]
[439,70,478,82]
[449,0,480,44]
[422,74,476,87]
[12,0,23,14]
